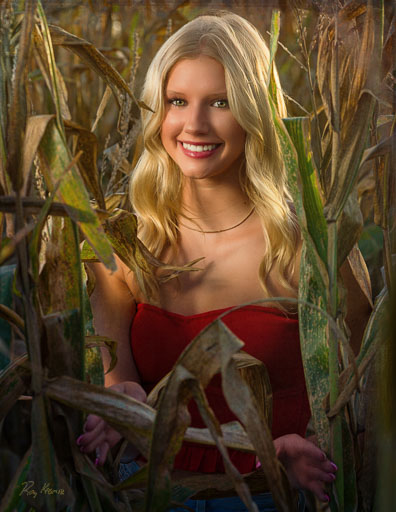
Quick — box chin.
[180,169,218,180]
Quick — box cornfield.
[0,1,394,511]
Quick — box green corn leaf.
[38,116,115,270]
[0,264,16,369]
[298,245,330,452]
[269,101,330,451]
[283,117,328,264]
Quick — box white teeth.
[182,142,218,152]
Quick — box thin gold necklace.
[179,206,255,234]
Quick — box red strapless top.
[131,303,310,474]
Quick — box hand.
[76,381,147,466]
[273,434,337,503]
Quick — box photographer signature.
[20,481,65,499]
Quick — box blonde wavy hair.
[130,11,299,300]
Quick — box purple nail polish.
[324,494,330,502]
[330,462,338,471]
[76,435,84,446]
[95,458,99,466]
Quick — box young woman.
[76,11,370,511]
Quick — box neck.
[180,173,252,232]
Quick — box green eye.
[213,99,228,108]
[170,98,185,106]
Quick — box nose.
[184,103,209,135]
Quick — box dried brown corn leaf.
[146,319,295,512]
[147,351,272,429]
[0,354,30,422]
[33,25,71,121]
[48,24,152,112]
[6,0,37,192]
[45,375,155,459]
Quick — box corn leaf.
[171,468,271,501]
[64,120,106,210]
[48,24,151,112]
[270,107,330,451]
[37,116,115,270]
[0,354,30,422]
[45,375,155,459]
[0,447,31,512]
[85,335,117,375]
[219,329,296,511]
[43,309,84,381]
[5,0,37,192]
[26,395,73,510]
[327,290,388,418]
[104,209,202,298]
[283,117,328,264]
[33,25,71,122]
[146,319,295,512]
[190,378,259,511]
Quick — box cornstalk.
[328,7,344,510]
[14,192,42,394]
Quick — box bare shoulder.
[87,254,141,300]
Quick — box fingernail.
[95,458,99,466]
[330,462,338,471]
[330,473,336,481]
[76,435,84,446]
[324,494,330,502]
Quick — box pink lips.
[179,141,221,159]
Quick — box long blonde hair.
[130,11,299,300]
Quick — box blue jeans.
[119,460,306,512]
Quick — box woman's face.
[161,55,246,181]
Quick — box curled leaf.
[85,335,118,375]
[48,24,153,112]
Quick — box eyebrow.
[165,90,228,98]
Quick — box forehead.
[165,55,226,93]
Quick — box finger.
[96,441,109,466]
[79,420,107,446]
[84,414,103,432]
[301,440,327,462]
[82,431,108,454]
[77,421,107,450]
[322,460,338,474]
[308,481,330,503]
[305,467,336,483]
[123,382,147,403]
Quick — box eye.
[212,99,228,108]
[168,98,186,107]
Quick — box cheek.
[161,113,182,141]
[226,121,246,148]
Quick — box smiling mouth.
[181,142,221,152]
[178,141,222,158]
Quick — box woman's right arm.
[88,254,141,386]
[77,255,146,465]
